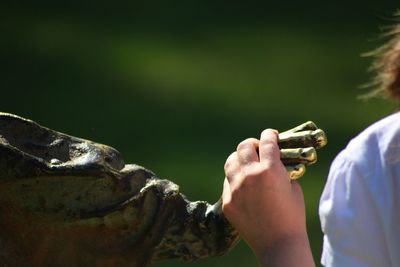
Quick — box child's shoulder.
[346,112,400,156]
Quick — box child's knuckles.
[243,166,266,180]
[224,152,238,170]
[237,138,258,151]
[246,162,280,177]
[260,139,279,152]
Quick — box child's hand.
[222,129,314,267]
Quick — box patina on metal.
[0,113,326,266]
[278,121,327,179]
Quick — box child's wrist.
[254,232,313,267]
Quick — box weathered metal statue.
[0,113,326,266]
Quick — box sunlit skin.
[221,14,400,267]
[222,129,315,267]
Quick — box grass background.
[1,1,398,266]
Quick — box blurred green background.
[1,1,398,266]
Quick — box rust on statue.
[0,113,239,266]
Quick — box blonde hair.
[367,13,400,101]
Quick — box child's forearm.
[256,233,315,267]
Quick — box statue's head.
[0,113,163,265]
[0,113,151,219]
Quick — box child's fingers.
[236,138,260,166]
[259,129,280,164]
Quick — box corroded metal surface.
[0,113,239,266]
[278,121,327,179]
[0,113,326,266]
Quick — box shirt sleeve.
[319,150,390,267]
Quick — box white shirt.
[319,111,400,267]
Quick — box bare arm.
[222,129,315,267]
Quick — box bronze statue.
[0,112,326,266]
